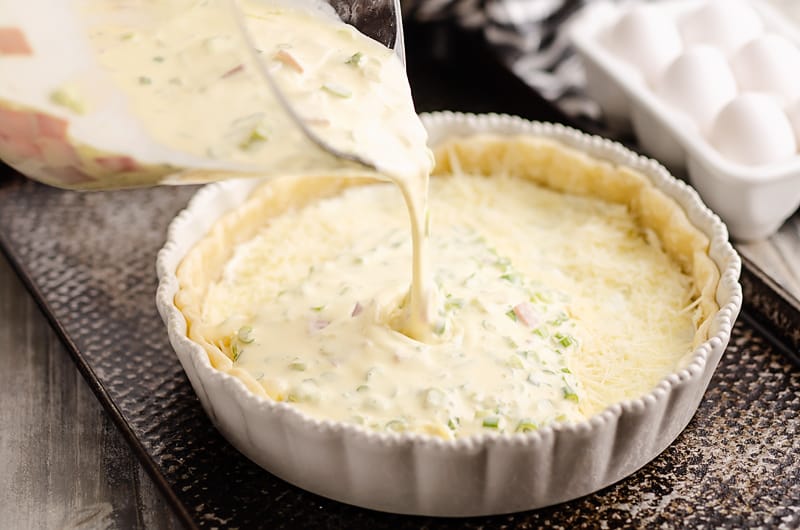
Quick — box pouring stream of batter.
[85,0,439,339]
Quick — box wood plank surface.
[0,254,181,530]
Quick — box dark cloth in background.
[405,0,602,121]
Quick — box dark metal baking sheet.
[1,20,798,530]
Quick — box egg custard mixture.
[177,136,720,439]
[85,0,436,337]
[83,0,431,182]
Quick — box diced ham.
[36,113,69,139]
[274,50,303,73]
[95,155,138,172]
[0,106,38,141]
[0,137,40,160]
[308,318,330,334]
[513,302,539,328]
[37,138,80,166]
[222,64,245,78]
[305,117,330,127]
[0,28,33,55]
[45,166,94,186]
[10,139,40,158]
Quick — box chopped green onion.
[500,272,520,283]
[505,308,518,322]
[482,416,501,429]
[50,88,85,114]
[231,343,241,362]
[138,76,152,85]
[356,384,370,392]
[531,291,552,304]
[345,51,364,66]
[444,298,465,311]
[554,332,575,348]
[311,305,325,312]
[322,83,352,98]
[433,320,446,336]
[289,359,307,371]
[532,326,548,338]
[237,325,254,344]
[563,386,579,403]
[153,56,165,63]
[506,354,524,370]
[516,419,538,433]
[561,367,572,374]
[385,419,407,433]
[239,124,269,151]
[447,417,460,431]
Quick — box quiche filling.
[176,136,719,439]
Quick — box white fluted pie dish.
[156,112,742,516]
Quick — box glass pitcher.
[0,0,406,190]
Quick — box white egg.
[708,93,797,166]
[655,46,738,133]
[787,100,800,149]
[603,5,683,84]
[731,34,800,106]
[679,0,763,55]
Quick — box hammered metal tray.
[1,20,799,529]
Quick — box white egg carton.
[570,0,800,240]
